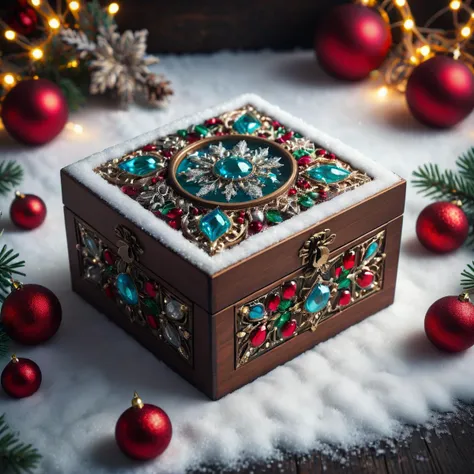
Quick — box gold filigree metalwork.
[235,230,386,368]
[76,221,193,364]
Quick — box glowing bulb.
[108,2,119,14]
[453,48,461,60]
[31,48,43,60]
[31,0,41,5]
[409,55,418,64]
[69,1,80,10]
[377,86,388,98]
[419,45,430,57]
[5,30,16,40]
[67,122,84,134]
[49,18,60,29]
[461,26,471,38]
[404,18,414,30]
[450,0,461,10]
[395,0,406,6]
[68,59,78,68]
[4,74,15,86]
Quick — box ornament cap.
[131,391,144,409]
[459,293,470,302]
[451,199,463,207]
[11,280,23,291]
[15,191,25,199]
[11,354,19,363]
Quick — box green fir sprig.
[413,147,474,290]
[0,162,23,197]
[0,245,25,302]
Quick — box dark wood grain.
[187,405,474,474]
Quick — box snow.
[1,50,474,474]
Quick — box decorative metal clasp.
[299,229,336,269]
[115,225,144,264]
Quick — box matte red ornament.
[425,294,474,352]
[1,282,62,345]
[314,4,392,81]
[10,192,47,230]
[1,79,68,145]
[5,2,38,36]
[416,202,469,253]
[115,392,172,460]
[406,56,474,128]
[1,355,42,398]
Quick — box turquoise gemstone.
[199,209,231,242]
[306,165,350,184]
[214,156,253,179]
[364,242,378,261]
[249,303,265,320]
[116,273,138,305]
[304,283,330,313]
[233,114,261,134]
[118,155,160,176]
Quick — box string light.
[68,59,79,68]
[108,2,119,14]
[419,45,431,57]
[461,25,471,37]
[377,86,388,98]
[49,18,60,29]
[403,18,415,30]
[453,48,461,59]
[4,74,15,86]
[66,122,84,134]
[450,0,461,9]
[31,48,44,60]
[5,30,16,41]
[69,1,80,11]
[31,0,41,5]
[395,0,406,6]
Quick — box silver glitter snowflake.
[180,140,284,202]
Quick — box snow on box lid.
[63,93,401,276]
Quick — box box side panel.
[213,215,403,400]
[61,170,212,311]
[211,180,406,313]
[64,207,214,398]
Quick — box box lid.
[62,94,404,312]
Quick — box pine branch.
[461,261,474,292]
[0,415,41,474]
[456,147,474,181]
[0,245,25,302]
[0,162,23,196]
[0,328,8,360]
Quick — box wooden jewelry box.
[61,94,405,400]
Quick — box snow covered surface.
[1,51,474,474]
[64,93,400,275]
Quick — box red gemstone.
[239,211,246,217]
[267,294,281,312]
[167,208,183,219]
[215,131,226,136]
[281,319,297,338]
[250,325,267,347]
[327,153,336,160]
[343,251,356,270]
[282,281,297,300]
[143,144,157,151]
[258,133,267,138]
[281,131,293,142]
[144,281,157,298]
[335,267,343,278]
[151,177,158,184]
[205,117,221,126]
[272,120,281,129]
[147,315,158,329]
[288,188,297,196]
[190,207,200,216]
[316,149,327,156]
[276,137,284,144]
[237,217,245,225]
[339,290,351,306]
[104,285,115,299]
[121,186,138,197]
[297,178,308,189]
[168,219,181,230]
[249,221,264,233]
[103,249,115,265]
[356,270,374,288]
[319,190,328,199]
[162,149,173,158]
[187,133,200,143]
[297,155,312,167]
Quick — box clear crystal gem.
[165,299,184,320]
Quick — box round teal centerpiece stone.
[116,273,139,305]
[304,283,330,313]
[214,156,253,180]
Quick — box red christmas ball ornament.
[416,201,469,253]
[425,294,474,352]
[1,79,68,146]
[115,392,172,460]
[1,282,62,345]
[10,192,47,230]
[314,4,392,81]
[406,56,474,128]
[5,2,38,36]
[1,354,42,398]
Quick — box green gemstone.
[177,129,188,137]
[143,298,160,315]
[337,278,351,289]
[294,132,303,138]
[337,269,350,282]
[275,311,291,329]
[299,195,315,208]
[266,209,283,224]
[276,127,286,136]
[278,299,292,311]
[160,201,175,215]
[307,192,318,200]
[195,124,209,137]
[293,149,312,159]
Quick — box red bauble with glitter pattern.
[416,202,469,253]
[314,4,392,81]
[115,393,172,460]
[406,56,474,128]
[10,193,47,230]
[5,1,38,36]
[425,294,474,352]
[1,79,68,145]
[1,355,42,398]
[1,283,62,345]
